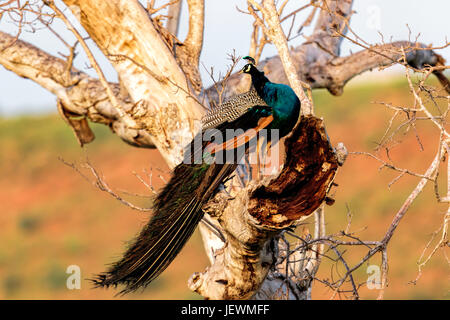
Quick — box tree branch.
[166,0,182,36]
[0,30,155,148]
[62,0,204,168]
[174,0,205,94]
[248,0,313,114]
[205,0,352,100]
[205,40,443,101]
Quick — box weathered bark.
[248,117,339,227]
[206,0,354,100]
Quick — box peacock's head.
[239,56,257,74]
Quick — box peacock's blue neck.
[250,69,300,137]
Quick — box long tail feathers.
[91,161,210,294]
[91,158,236,294]
[91,112,259,294]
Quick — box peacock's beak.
[238,69,244,74]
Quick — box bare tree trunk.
[61,0,204,168]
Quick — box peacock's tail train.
[92,141,237,294]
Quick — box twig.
[59,157,153,212]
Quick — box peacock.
[92,56,301,294]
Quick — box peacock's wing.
[201,88,268,130]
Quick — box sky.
[0,0,449,116]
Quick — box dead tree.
[0,0,448,299]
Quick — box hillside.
[0,76,448,299]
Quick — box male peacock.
[92,56,301,294]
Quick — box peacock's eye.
[245,65,251,72]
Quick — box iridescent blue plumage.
[261,82,300,137]
[240,59,301,138]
